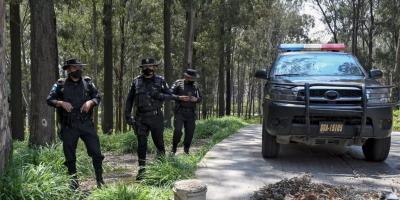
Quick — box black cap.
[62,58,86,70]
[184,69,199,78]
[139,58,159,67]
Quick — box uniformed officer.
[47,58,105,189]
[171,69,202,154]
[125,58,189,179]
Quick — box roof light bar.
[278,43,346,52]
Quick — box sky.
[301,1,332,43]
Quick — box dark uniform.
[171,69,202,154]
[46,59,104,189]
[125,58,178,168]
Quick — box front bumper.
[264,101,393,139]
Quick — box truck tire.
[362,137,391,162]
[262,128,280,158]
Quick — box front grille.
[298,89,362,97]
[297,88,362,105]
[292,116,372,125]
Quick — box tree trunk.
[10,0,24,140]
[91,0,99,131]
[352,0,360,57]
[103,0,113,134]
[29,0,57,146]
[164,0,173,128]
[0,0,12,175]
[117,0,127,133]
[183,0,195,70]
[394,27,400,87]
[217,0,225,117]
[367,0,374,70]
[225,26,232,116]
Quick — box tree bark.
[183,0,195,70]
[0,0,12,175]
[225,26,232,116]
[117,0,127,133]
[394,27,400,87]
[164,0,173,127]
[91,0,99,131]
[367,0,374,70]
[29,0,57,146]
[217,0,225,117]
[102,0,113,134]
[10,0,25,140]
[352,0,361,57]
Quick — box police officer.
[125,58,188,179]
[171,69,202,154]
[47,58,105,189]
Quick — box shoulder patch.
[155,75,165,80]
[134,75,142,80]
[83,76,92,82]
[57,78,66,86]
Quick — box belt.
[137,109,161,117]
[177,107,195,113]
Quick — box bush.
[88,184,172,200]
[141,117,248,187]
[0,143,74,200]
[393,109,400,131]
[141,155,198,187]
[100,132,137,153]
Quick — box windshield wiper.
[274,73,305,76]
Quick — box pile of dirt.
[251,175,386,200]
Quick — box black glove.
[126,116,135,126]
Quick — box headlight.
[366,88,391,104]
[267,85,300,101]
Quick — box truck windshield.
[273,53,364,76]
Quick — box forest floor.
[80,139,207,192]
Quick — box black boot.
[136,167,146,181]
[96,178,105,189]
[184,147,190,154]
[70,174,79,191]
[95,169,105,189]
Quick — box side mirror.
[369,69,383,79]
[255,69,269,79]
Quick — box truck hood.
[272,76,381,86]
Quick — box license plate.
[319,122,344,134]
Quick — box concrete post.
[173,179,207,200]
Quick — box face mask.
[68,70,82,79]
[142,68,154,76]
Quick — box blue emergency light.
[278,43,346,52]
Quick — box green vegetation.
[0,117,248,200]
[393,109,400,131]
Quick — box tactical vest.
[134,75,164,112]
[175,79,199,108]
[56,77,93,124]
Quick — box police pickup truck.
[255,43,396,162]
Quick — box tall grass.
[393,109,400,131]
[1,117,248,200]
[88,184,172,200]
[139,117,248,188]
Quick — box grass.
[393,109,400,131]
[87,184,172,200]
[138,117,248,188]
[0,117,249,200]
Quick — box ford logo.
[324,90,339,100]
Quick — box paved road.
[196,125,400,200]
